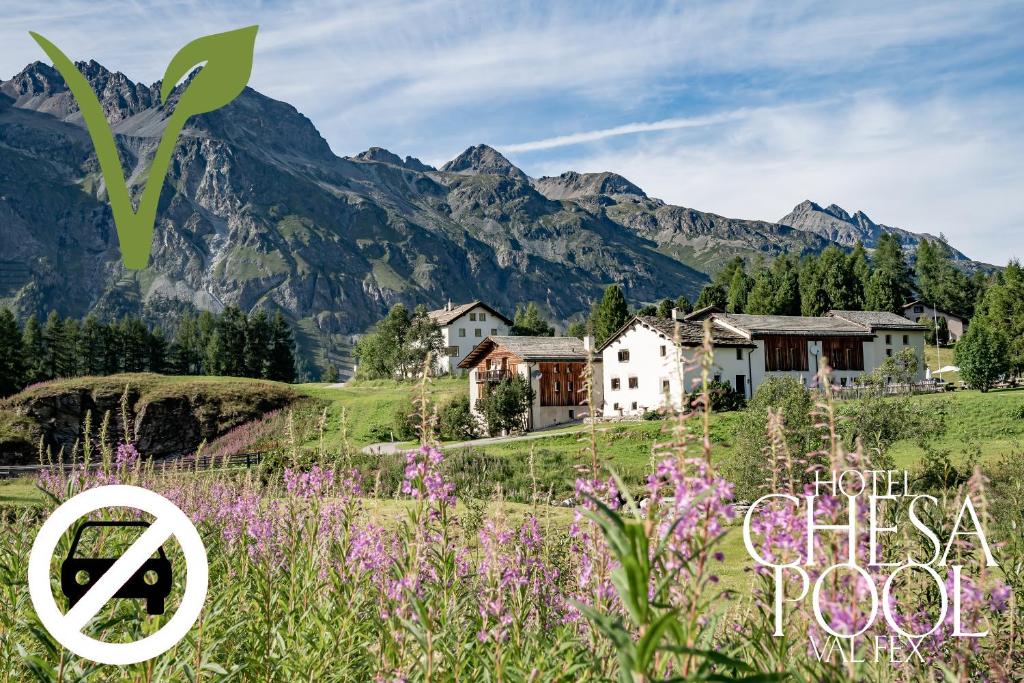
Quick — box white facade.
[600,315,927,417]
[432,304,511,376]
[902,301,967,342]
[601,322,752,417]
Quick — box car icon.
[60,520,172,616]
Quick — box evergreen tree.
[798,257,827,316]
[591,285,630,345]
[0,309,25,396]
[147,328,168,373]
[119,316,150,372]
[916,238,972,316]
[267,312,296,382]
[694,284,727,311]
[511,303,555,336]
[865,234,913,313]
[100,321,122,374]
[170,313,203,375]
[818,245,858,311]
[41,311,63,378]
[848,241,870,309]
[726,266,753,313]
[565,321,587,339]
[974,260,1024,376]
[59,318,81,377]
[656,299,675,319]
[78,315,106,376]
[244,310,273,377]
[212,306,248,376]
[22,314,45,384]
[674,294,692,315]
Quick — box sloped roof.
[427,300,512,326]
[827,310,928,331]
[901,300,966,321]
[683,305,722,321]
[713,313,873,337]
[458,336,594,368]
[596,315,754,353]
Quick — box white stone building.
[427,301,512,376]
[901,300,968,342]
[600,309,927,416]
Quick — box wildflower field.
[1,355,1022,682]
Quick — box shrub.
[438,395,478,441]
[687,379,746,413]
[731,377,817,500]
[837,393,947,462]
[476,375,535,436]
[391,400,418,441]
[956,321,1010,392]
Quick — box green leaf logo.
[29,26,258,270]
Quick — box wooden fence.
[0,451,264,481]
[828,382,948,400]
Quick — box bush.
[837,393,947,461]
[731,377,818,500]
[438,395,478,441]
[476,375,535,436]
[956,321,1010,392]
[687,379,746,413]
[391,401,418,441]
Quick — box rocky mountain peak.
[824,203,851,221]
[534,170,647,201]
[1,61,68,98]
[351,146,436,172]
[440,144,527,181]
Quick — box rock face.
[779,200,969,259]
[1,376,296,462]
[0,58,982,375]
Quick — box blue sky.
[2,0,1022,264]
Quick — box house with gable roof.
[426,300,513,376]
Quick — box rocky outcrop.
[1,375,297,462]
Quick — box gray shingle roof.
[458,335,595,368]
[827,310,928,331]
[713,313,873,337]
[427,300,512,326]
[636,316,753,346]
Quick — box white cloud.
[518,93,1023,265]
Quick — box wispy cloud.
[1,0,1021,262]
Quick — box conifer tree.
[591,285,630,345]
[0,309,25,396]
[267,312,296,382]
[22,314,45,384]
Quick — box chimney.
[446,298,452,312]
[583,334,594,352]
[671,307,686,321]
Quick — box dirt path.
[360,421,599,455]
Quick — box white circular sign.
[28,485,208,665]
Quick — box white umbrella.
[937,365,960,374]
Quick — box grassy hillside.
[296,377,466,448]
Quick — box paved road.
[360,422,596,455]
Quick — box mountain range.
[0,59,981,372]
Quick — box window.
[568,409,575,419]
[552,363,559,373]
[445,345,459,357]
[903,334,909,345]
[885,334,892,345]
[469,312,477,321]
[459,329,466,338]
[611,378,621,390]
[618,349,630,362]
[661,379,670,393]
[914,305,924,314]
[479,312,486,322]
[714,374,722,383]
[886,348,893,357]
[631,401,638,410]
[554,380,560,393]
[660,345,666,357]
[475,328,482,338]
[840,377,848,386]
[628,377,639,389]
[736,347,743,361]
[491,328,497,335]
[613,402,620,411]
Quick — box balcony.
[476,369,514,382]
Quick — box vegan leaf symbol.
[29,26,258,270]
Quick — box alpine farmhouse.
[599,308,927,417]
[427,301,512,376]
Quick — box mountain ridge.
[0,59,986,375]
